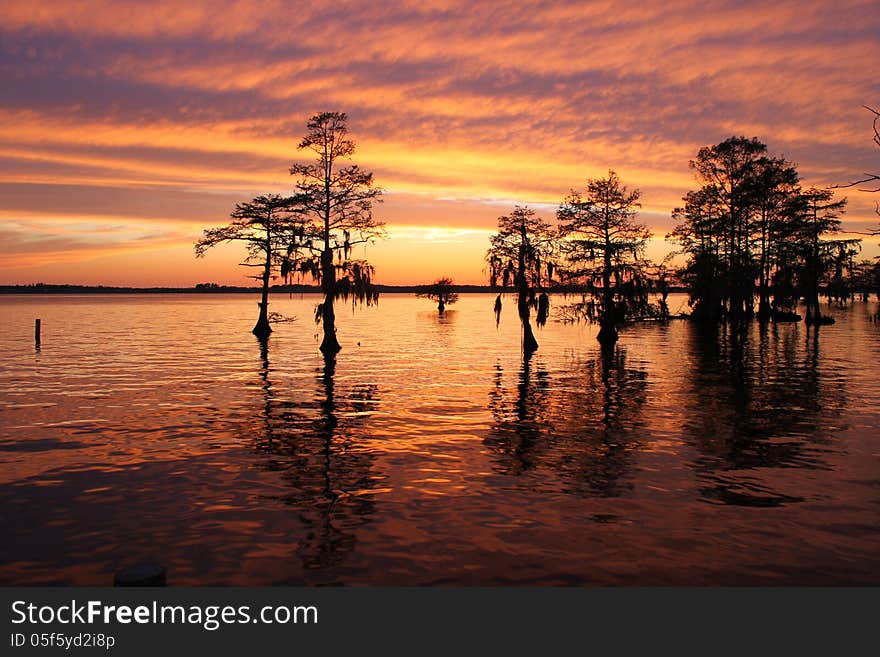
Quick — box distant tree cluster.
[668,137,858,325]
[417,277,459,314]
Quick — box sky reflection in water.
[0,293,878,585]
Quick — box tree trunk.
[438,299,445,314]
[252,248,272,337]
[805,253,821,324]
[520,296,538,353]
[517,283,538,353]
[727,204,741,320]
[598,226,618,345]
[517,222,538,353]
[597,323,618,345]
[319,147,341,354]
[320,247,341,353]
[757,217,771,321]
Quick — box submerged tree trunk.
[438,299,446,314]
[517,224,538,353]
[804,213,822,325]
[726,205,745,322]
[320,247,341,354]
[757,213,771,321]
[596,323,618,344]
[252,244,272,338]
[598,224,618,345]
[518,293,538,353]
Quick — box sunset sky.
[1,0,878,286]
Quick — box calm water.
[1,292,878,585]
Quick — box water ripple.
[0,293,878,585]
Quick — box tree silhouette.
[752,157,801,320]
[417,277,459,313]
[668,138,855,325]
[195,194,302,337]
[668,186,727,321]
[689,136,769,320]
[557,170,650,345]
[289,112,385,354]
[797,188,854,324]
[487,206,560,352]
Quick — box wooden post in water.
[34,319,41,347]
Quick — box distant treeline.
[0,283,693,295]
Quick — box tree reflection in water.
[486,345,648,497]
[253,337,379,573]
[682,322,844,507]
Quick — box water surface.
[1,293,878,585]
